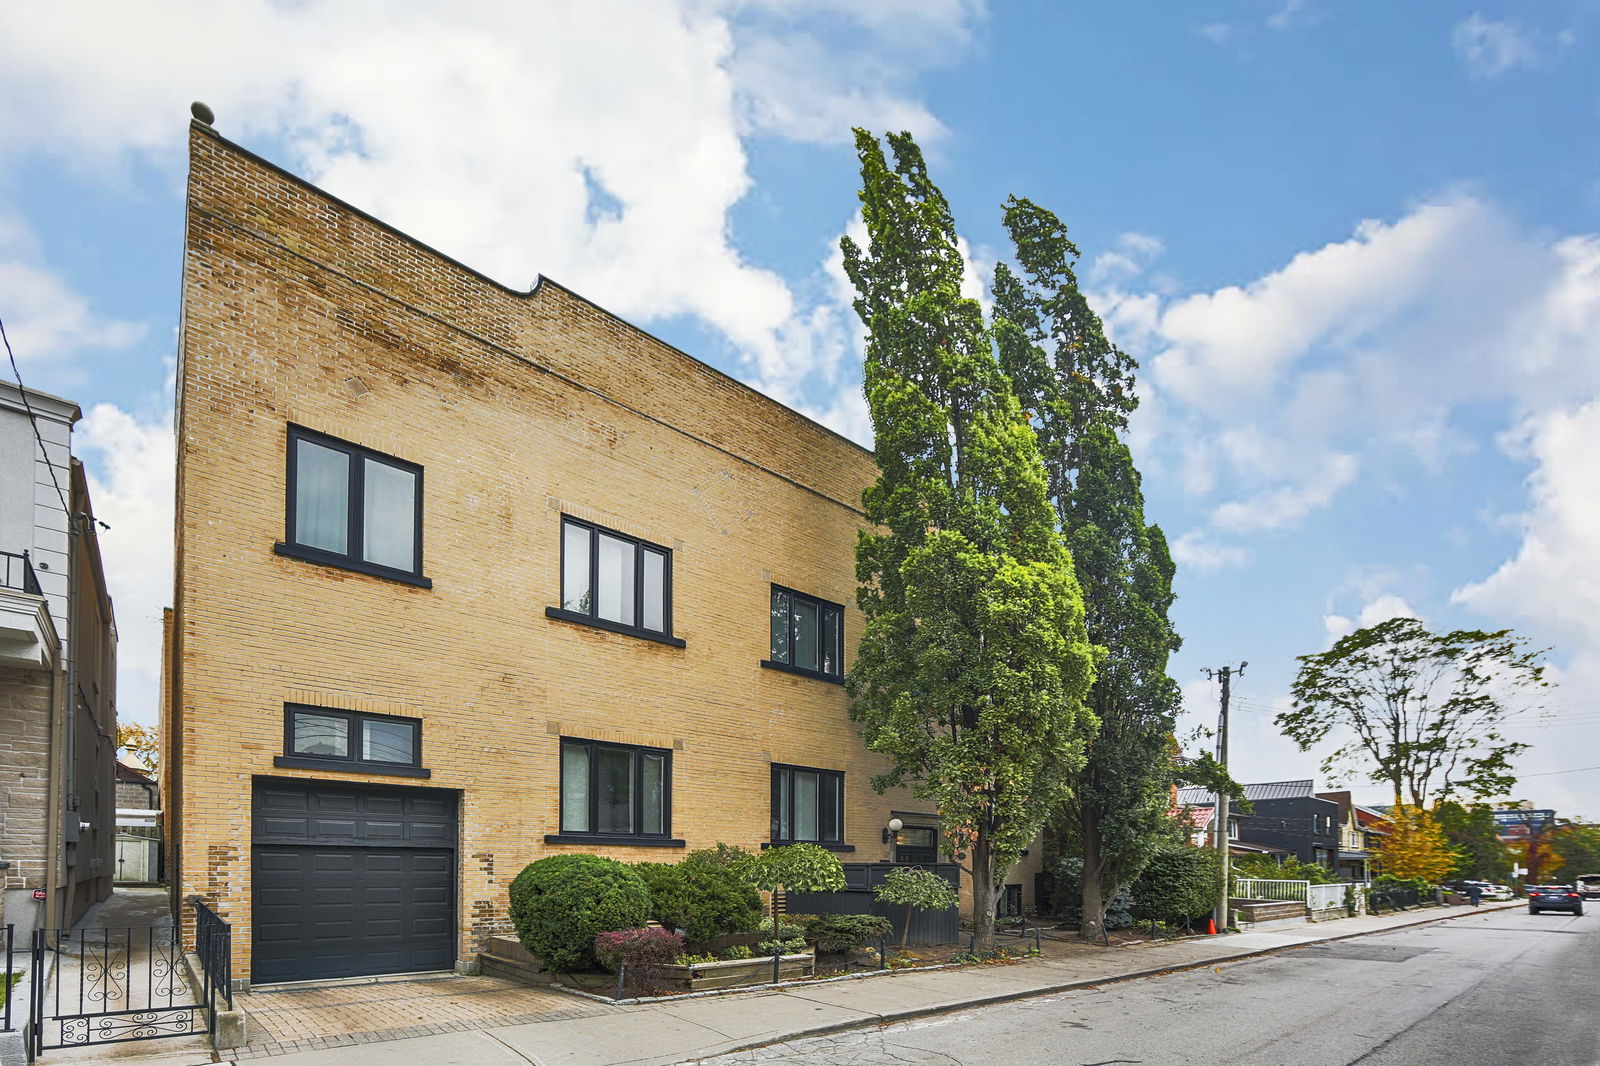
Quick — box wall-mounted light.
[882,817,903,844]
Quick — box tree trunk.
[971,828,999,953]
[1079,810,1106,941]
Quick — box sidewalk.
[70,900,1520,1066]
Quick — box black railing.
[2,922,14,1033]
[0,550,41,595]
[1366,886,1422,913]
[193,899,233,1011]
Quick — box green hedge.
[508,854,650,972]
[632,860,762,942]
[1130,845,1222,923]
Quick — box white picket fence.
[1234,878,1355,913]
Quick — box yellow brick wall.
[172,124,1046,979]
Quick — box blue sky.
[3,1,1599,818]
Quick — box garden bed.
[658,951,814,991]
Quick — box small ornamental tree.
[1374,805,1456,884]
[753,843,846,941]
[508,854,650,972]
[873,866,960,949]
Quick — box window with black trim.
[764,586,843,680]
[275,704,428,777]
[276,425,429,586]
[771,764,843,845]
[546,516,679,645]
[552,738,673,843]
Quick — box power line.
[1522,765,1600,778]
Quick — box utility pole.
[1204,662,1245,931]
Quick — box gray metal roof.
[1175,779,1317,807]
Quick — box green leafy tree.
[1278,617,1547,808]
[841,130,1098,952]
[1433,801,1514,882]
[873,866,962,950]
[752,843,846,940]
[1548,820,1600,882]
[991,198,1183,941]
[1130,845,1222,924]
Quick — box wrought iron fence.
[193,899,233,1011]
[1366,886,1421,913]
[0,550,41,595]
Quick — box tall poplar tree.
[842,131,1099,951]
[992,197,1184,939]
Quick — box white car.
[1576,874,1600,901]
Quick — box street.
[698,908,1598,1066]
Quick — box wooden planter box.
[657,951,814,992]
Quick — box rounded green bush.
[633,860,763,942]
[508,854,651,972]
[1129,845,1222,923]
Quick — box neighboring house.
[1177,780,1342,873]
[115,760,162,884]
[165,119,1040,987]
[1173,801,1291,861]
[1316,790,1375,882]
[0,382,117,940]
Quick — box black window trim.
[761,584,845,683]
[275,423,432,588]
[769,762,852,851]
[274,703,430,779]
[546,736,683,847]
[547,515,683,647]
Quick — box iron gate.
[27,899,232,1055]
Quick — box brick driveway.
[232,974,613,1059]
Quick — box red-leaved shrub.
[593,928,685,993]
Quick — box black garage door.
[252,778,458,984]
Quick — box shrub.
[1130,845,1222,923]
[720,944,753,960]
[632,861,763,941]
[508,854,651,972]
[593,928,684,991]
[1232,855,1341,886]
[752,843,848,938]
[683,843,761,883]
[806,914,893,954]
[757,936,808,956]
[874,867,960,948]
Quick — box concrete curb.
[682,903,1519,1062]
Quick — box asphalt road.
[699,907,1598,1066]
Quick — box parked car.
[1527,885,1585,915]
[1483,883,1513,901]
[1574,874,1600,901]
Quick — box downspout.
[59,512,81,930]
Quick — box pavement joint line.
[676,903,1522,1063]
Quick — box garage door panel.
[252,780,457,984]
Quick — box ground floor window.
[771,764,843,845]
[559,738,670,839]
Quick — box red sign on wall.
[32,889,46,901]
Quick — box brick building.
[0,382,117,938]
[167,119,1043,987]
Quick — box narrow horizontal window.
[281,704,423,773]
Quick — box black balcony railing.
[0,550,41,595]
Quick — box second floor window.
[555,516,673,640]
[767,587,843,680]
[280,425,427,584]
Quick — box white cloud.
[1452,15,1539,78]
[0,216,144,381]
[1323,594,1420,643]
[0,0,974,405]
[75,403,175,728]
[1170,530,1248,574]
[1211,452,1356,532]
